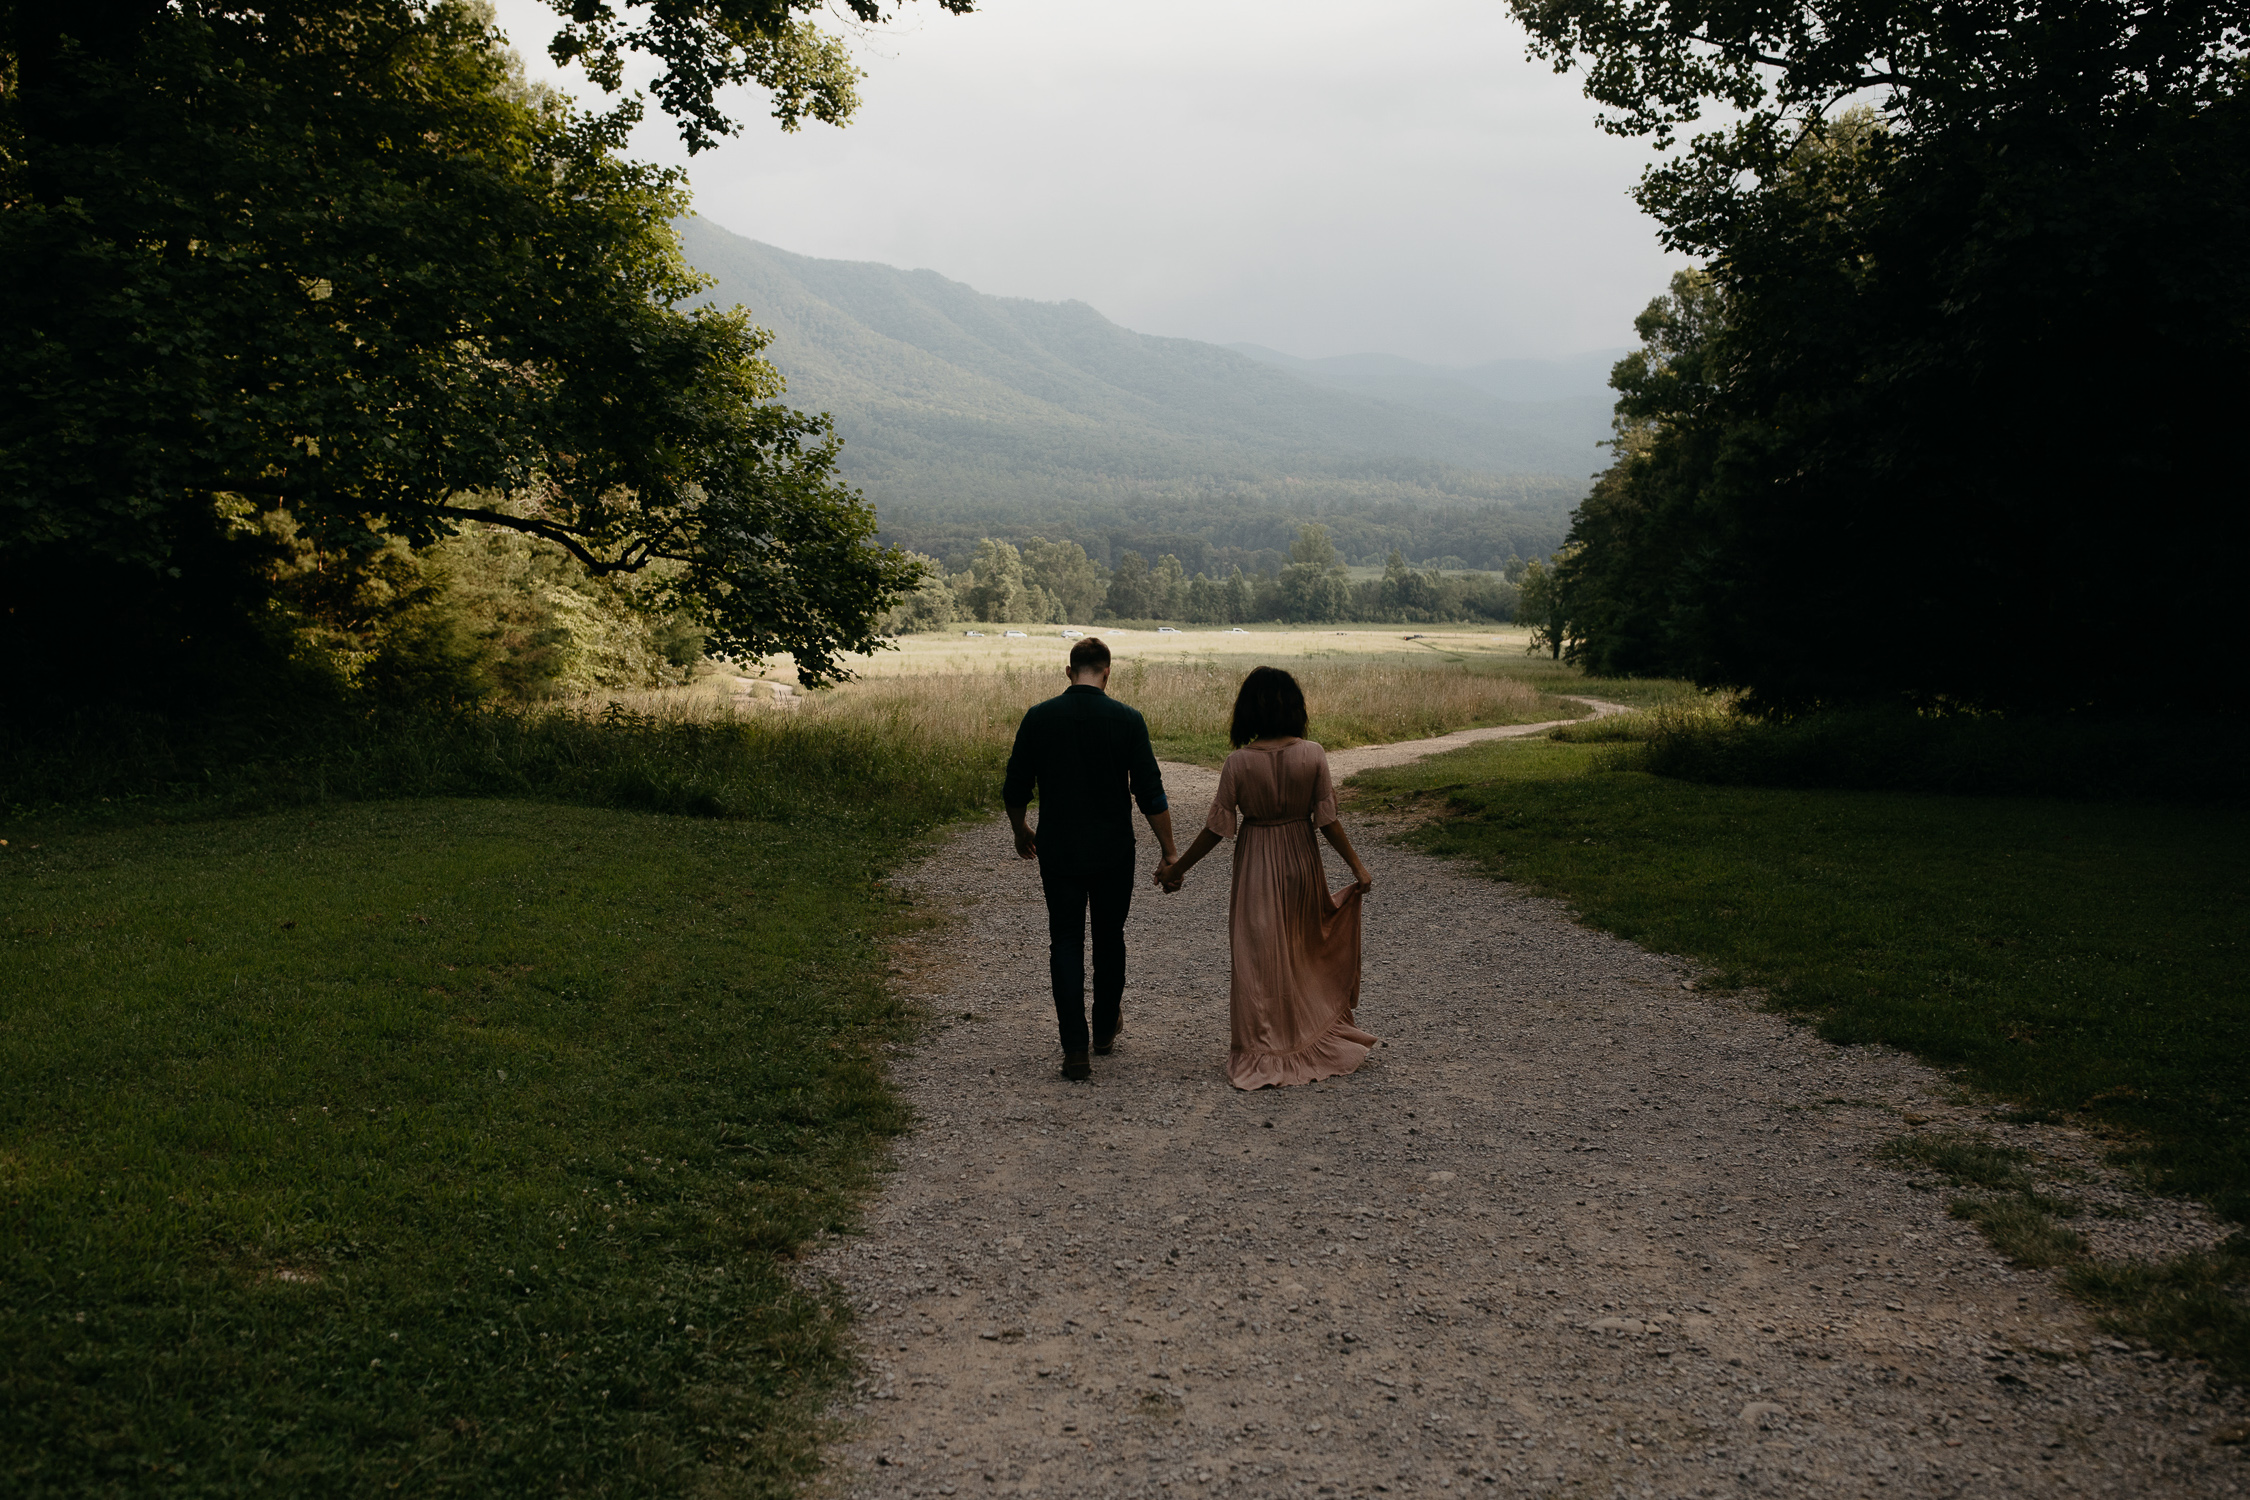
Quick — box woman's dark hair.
[1229,666,1309,747]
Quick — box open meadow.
[590,626,1690,769]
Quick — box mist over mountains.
[679,217,1617,572]
[1227,345,1619,450]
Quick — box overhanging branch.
[431,502,650,575]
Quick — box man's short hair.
[1068,637,1112,673]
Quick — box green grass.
[0,795,941,1494]
[2069,1236,2250,1384]
[2,702,1007,831]
[1879,1131,2043,1194]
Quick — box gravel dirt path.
[807,721,2246,1500]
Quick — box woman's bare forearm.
[1167,828,1224,879]
[1320,820,1374,889]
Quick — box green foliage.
[896,527,1521,628]
[877,551,958,633]
[1098,550,1155,621]
[1517,552,1573,661]
[1274,524,1353,623]
[957,538,1033,623]
[2,0,919,702]
[266,519,708,704]
[1514,2,2250,712]
[1020,537,1107,622]
[1549,270,1722,679]
[0,796,928,1494]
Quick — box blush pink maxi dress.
[1203,739,1379,1089]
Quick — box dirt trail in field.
[806,703,2245,1500]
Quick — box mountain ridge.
[677,217,1608,570]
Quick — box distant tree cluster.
[879,476,1577,586]
[879,525,1522,632]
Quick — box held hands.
[1152,856,1184,894]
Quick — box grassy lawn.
[1,798,924,1495]
[1346,739,2250,1218]
[1347,738,2250,1377]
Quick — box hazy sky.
[491,0,1687,365]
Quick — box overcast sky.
[492,0,1687,366]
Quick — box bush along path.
[806,748,2248,1499]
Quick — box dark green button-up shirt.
[1001,684,1169,867]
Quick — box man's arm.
[1145,808,1178,870]
[1124,709,1170,832]
[1001,707,1042,861]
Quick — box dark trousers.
[1038,858,1133,1056]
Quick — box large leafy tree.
[1,0,966,697]
[1516,0,2250,712]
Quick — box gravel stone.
[808,747,2248,1499]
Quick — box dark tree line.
[1517,0,2249,714]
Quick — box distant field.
[658,626,1696,713]
[585,630,1679,769]
[773,623,1551,680]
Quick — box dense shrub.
[1631,708,2239,803]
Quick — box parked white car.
[1060,629,1084,638]
[963,630,985,637]
[1157,626,1181,634]
[1003,630,1028,638]
[1227,627,1248,634]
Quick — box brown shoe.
[1062,1052,1092,1081]
[1093,1019,1123,1056]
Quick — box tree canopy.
[1,0,965,699]
[1515,0,2250,713]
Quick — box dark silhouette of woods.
[0,0,967,708]
[1514,0,2250,714]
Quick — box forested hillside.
[677,218,1598,574]
[1227,343,1619,457]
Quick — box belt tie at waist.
[1240,816,1306,828]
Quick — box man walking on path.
[1003,637,1177,1080]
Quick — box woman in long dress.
[1158,667,1379,1089]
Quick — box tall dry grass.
[577,658,1587,768]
